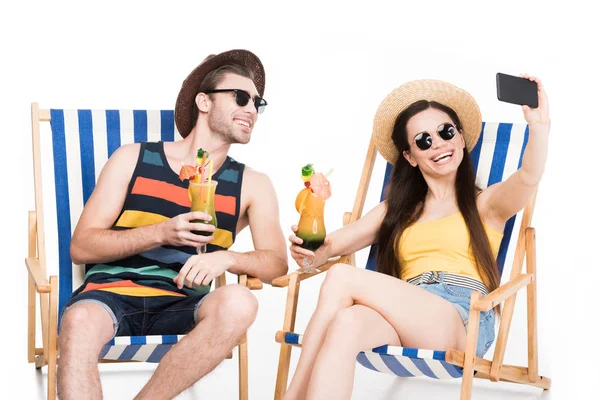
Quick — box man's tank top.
[74,141,244,298]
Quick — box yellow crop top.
[397,212,503,282]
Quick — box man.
[58,49,288,399]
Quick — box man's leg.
[57,302,115,400]
[135,284,258,399]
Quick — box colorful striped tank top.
[74,141,244,298]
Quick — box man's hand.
[159,211,216,247]
[174,251,234,289]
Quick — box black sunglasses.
[205,89,267,114]
[412,123,458,151]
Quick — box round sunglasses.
[412,123,458,150]
[205,89,268,114]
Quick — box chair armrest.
[246,276,263,290]
[473,273,533,312]
[221,273,263,290]
[25,257,51,293]
[271,256,350,288]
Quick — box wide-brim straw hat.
[372,79,482,164]
[175,49,265,138]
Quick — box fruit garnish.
[196,148,209,183]
[295,187,312,213]
[301,163,314,182]
[179,164,199,181]
[197,148,209,162]
[309,172,332,200]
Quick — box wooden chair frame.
[26,103,263,400]
[272,136,551,400]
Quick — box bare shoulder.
[108,142,141,164]
[242,166,276,193]
[75,143,142,232]
[240,166,279,210]
[102,143,140,174]
[92,143,141,191]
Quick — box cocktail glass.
[188,180,218,254]
[297,192,326,273]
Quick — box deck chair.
[273,121,551,399]
[25,103,263,400]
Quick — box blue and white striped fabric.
[44,109,183,362]
[358,346,463,379]
[100,335,184,363]
[356,122,529,378]
[281,333,463,379]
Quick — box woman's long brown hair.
[375,100,500,296]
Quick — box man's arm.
[70,144,214,265]
[226,170,288,284]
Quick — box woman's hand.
[521,74,550,129]
[288,225,332,270]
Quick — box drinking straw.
[325,168,334,177]
[207,159,213,186]
[198,153,207,183]
[197,153,207,199]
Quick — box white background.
[1,1,598,399]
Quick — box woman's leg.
[285,263,468,400]
[283,267,355,400]
[306,305,401,400]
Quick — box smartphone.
[496,73,538,108]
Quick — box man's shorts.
[59,289,209,338]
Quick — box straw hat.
[372,79,482,164]
[175,49,265,138]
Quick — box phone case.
[496,73,538,108]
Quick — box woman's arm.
[479,75,551,225]
[289,201,387,268]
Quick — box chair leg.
[525,228,539,382]
[274,343,293,400]
[47,276,59,400]
[238,334,248,400]
[274,274,300,400]
[47,357,57,400]
[460,291,482,400]
[28,210,38,363]
[28,275,37,363]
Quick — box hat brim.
[175,49,265,138]
[372,79,482,164]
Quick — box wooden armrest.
[474,273,533,312]
[271,257,350,288]
[246,276,263,290]
[219,273,262,290]
[25,257,51,293]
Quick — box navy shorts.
[59,289,208,338]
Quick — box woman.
[283,76,550,400]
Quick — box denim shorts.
[416,276,496,358]
[59,289,208,338]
